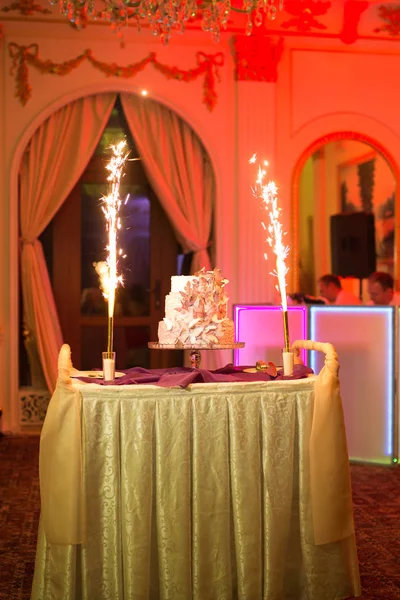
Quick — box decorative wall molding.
[2,2,400,45]
[234,36,283,82]
[281,0,331,32]
[1,0,51,15]
[340,0,368,44]
[374,5,400,37]
[19,387,50,426]
[8,43,225,111]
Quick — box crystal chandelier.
[50,0,285,43]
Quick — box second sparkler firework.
[250,154,291,353]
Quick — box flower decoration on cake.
[159,267,234,347]
[174,268,228,345]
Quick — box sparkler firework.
[250,154,291,352]
[96,140,129,357]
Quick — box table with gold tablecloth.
[32,368,361,599]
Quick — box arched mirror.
[292,134,398,300]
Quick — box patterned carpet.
[0,435,399,600]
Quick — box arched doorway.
[18,93,216,391]
[291,132,399,296]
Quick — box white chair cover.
[39,344,84,544]
[292,339,355,545]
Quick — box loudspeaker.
[330,212,376,279]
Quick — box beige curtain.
[120,94,215,273]
[20,93,117,392]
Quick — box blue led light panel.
[310,306,394,464]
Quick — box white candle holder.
[282,349,294,377]
[102,351,116,382]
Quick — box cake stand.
[148,342,245,369]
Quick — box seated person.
[318,274,362,305]
[367,271,400,305]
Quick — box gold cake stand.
[148,342,245,369]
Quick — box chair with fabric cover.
[292,338,356,546]
[57,343,73,383]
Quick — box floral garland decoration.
[8,43,224,111]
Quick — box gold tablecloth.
[32,373,361,599]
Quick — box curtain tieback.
[193,243,211,253]
[20,237,36,246]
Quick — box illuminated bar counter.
[234,305,398,466]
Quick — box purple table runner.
[77,363,313,387]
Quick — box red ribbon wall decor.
[7,43,225,111]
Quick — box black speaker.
[330,212,376,279]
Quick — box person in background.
[318,274,362,305]
[367,271,400,305]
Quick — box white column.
[235,80,277,306]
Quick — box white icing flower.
[205,333,219,344]
[163,318,173,331]
[191,326,204,338]
[188,318,201,329]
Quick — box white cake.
[158,268,235,347]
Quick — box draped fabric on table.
[19,93,117,392]
[33,380,361,600]
[120,94,215,273]
[33,344,361,600]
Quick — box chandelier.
[50,0,285,43]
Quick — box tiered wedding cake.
[158,268,235,346]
